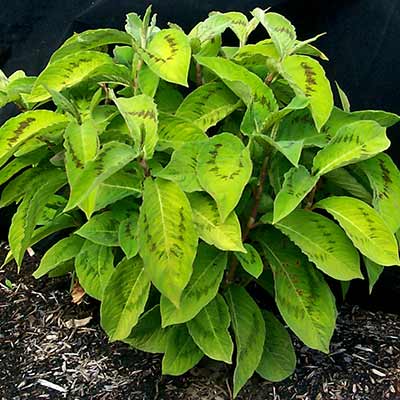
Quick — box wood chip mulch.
[0,242,399,400]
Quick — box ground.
[0,243,400,400]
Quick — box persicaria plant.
[1,6,400,397]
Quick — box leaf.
[187,294,233,364]
[119,212,139,259]
[197,133,252,222]
[0,110,68,167]
[273,166,319,223]
[235,243,263,278]
[189,13,232,43]
[335,81,350,112]
[225,285,265,398]
[111,93,158,159]
[124,306,170,353]
[138,64,160,97]
[50,29,132,62]
[281,55,333,131]
[75,241,115,300]
[33,235,84,278]
[175,82,240,131]
[76,211,120,247]
[313,121,390,176]
[364,256,384,294]
[156,142,203,192]
[264,209,362,280]
[257,226,337,353]
[315,196,400,266]
[252,9,296,57]
[139,178,198,307]
[189,193,245,252]
[154,81,184,113]
[160,243,227,326]
[138,28,191,86]
[162,325,203,375]
[100,257,151,341]
[26,51,114,103]
[256,311,296,382]
[358,154,400,232]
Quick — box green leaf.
[364,256,384,294]
[358,154,400,232]
[313,120,390,176]
[315,196,400,266]
[33,235,84,278]
[119,212,139,259]
[75,241,115,300]
[189,13,232,43]
[225,285,265,398]
[26,51,114,103]
[281,55,333,131]
[257,226,337,353]
[111,93,158,159]
[162,325,203,375]
[265,209,362,280]
[197,133,252,222]
[138,64,160,97]
[335,82,351,112]
[189,193,245,252]
[124,306,170,353]
[50,29,132,62]
[273,165,318,223]
[160,243,227,326]
[175,82,240,131]
[139,178,198,307]
[256,311,296,382]
[100,257,151,341]
[235,243,263,278]
[0,110,68,167]
[187,294,233,364]
[138,28,191,86]
[76,211,120,247]
[154,81,184,113]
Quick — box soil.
[0,243,400,400]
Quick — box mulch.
[0,242,399,400]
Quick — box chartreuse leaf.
[111,93,158,159]
[75,241,115,300]
[0,110,68,167]
[315,196,400,266]
[281,55,333,131]
[313,121,390,176]
[119,212,139,259]
[157,142,204,193]
[101,257,151,341]
[175,82,240,131]
[138,28,191,86]
[162,325,203,375]
[225,285,265,398]
[235,243,263,278]
[335,82,351,112]
[364,256,384,294]
[358,154,400,232]
[189,193,245,252]
[256,311,296,382]
[273,166,318,223]
[124,306,170,353]
[251,9,296,57]
[257,226,337,353]
[160,243,227,326]
[33,235,84,279]
[187,294,233,364]
[189,13,231,43]
[139,178,198,307]
[9,169,67,267]
[264,209,362,280]
[50,29,132,62]
[197,133,252,222]
[138,64,160,97]
[64,142,136,211]
[26,51,114,103]
[76,211,120,247]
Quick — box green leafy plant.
[1,6,400,397]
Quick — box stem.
[195,63,203,87]
[304,179,320,210]
[133,58,143,95]
[139,158,150,177]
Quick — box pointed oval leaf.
[160,243,227,327]
[197,133,252,222]
[235,243,263,278]
[187,294,233,364]
[315,196,400,266]
[364,256,384,294]
[118,212,139,259]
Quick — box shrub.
[1,6,400,397]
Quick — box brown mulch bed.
[0,243,400,400]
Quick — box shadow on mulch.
[0,243,400,400]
